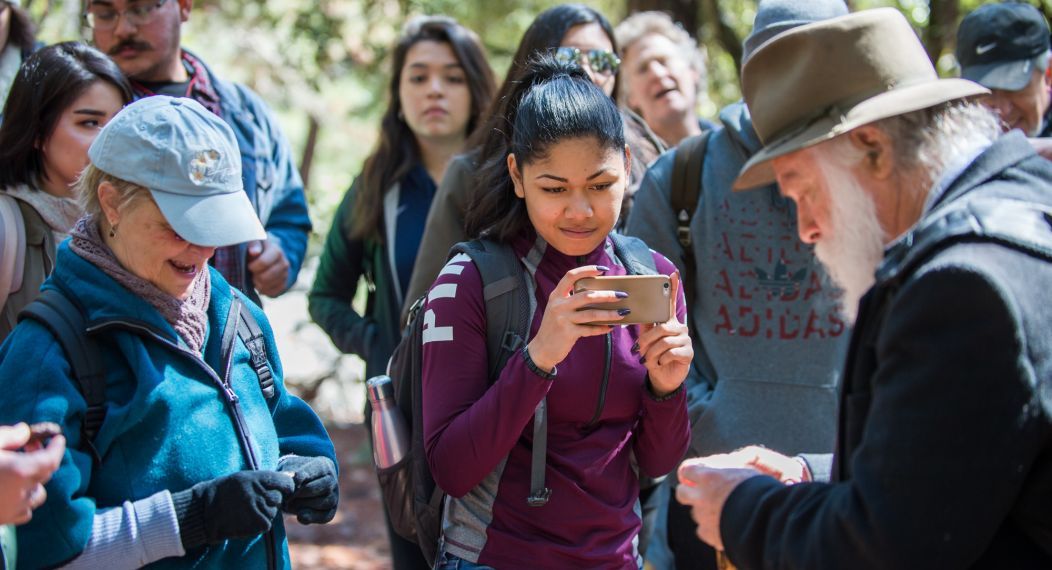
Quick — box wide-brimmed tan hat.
[734,8,989,190]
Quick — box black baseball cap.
[956,2,1050,91]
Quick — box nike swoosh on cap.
[976,42,997,55]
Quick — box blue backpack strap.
[18,289,105,464]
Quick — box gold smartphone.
[573,275,671,325]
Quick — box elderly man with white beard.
[674,8,1052,570]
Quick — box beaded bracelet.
[522,346,557,381]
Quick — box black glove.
[278,455,339,524]
[172,470,295,550]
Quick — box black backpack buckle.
[501,331,523,352]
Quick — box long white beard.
[813,165,886,324]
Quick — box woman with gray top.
[0,42,131,342]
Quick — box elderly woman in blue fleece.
[0,95,337,569]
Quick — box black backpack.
[18,287,277,462]
[378,234,657,565]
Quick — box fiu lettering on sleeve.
[422,253,471,345]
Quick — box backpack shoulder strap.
[449,239,532,380]
[669,132,709,305]
[878,197,1052,285]
[609,233,657,275]
[0,194,26,310]
[18,288,104,462]
[670,132,710,244]
[448,238,549,506]
[234,296,277,400]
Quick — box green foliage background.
[20,0,1044,254]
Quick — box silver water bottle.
[366,375,410,469]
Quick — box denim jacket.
[191,53,311,301]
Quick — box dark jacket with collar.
[308,177,402,383]
[720,131,1052,569]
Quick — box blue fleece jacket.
[0,242,335,568]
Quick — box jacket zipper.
[90,319,278,570]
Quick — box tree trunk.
[625,0,699,39]
[699,0,743,73]
[300,114,320,192]
[924,0,959,65]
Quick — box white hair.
[874,101,1002,195]
[810,149,885,324]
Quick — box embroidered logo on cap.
[189,149,223,185]
[976,42,998,55]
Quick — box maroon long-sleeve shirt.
[421,231,690,568]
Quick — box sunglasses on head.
[553,47,621,77]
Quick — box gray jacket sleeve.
[798,453,834,483]
[59,490,184,569]
[625,151,715,453]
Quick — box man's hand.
[727,445,810,484]
[0,423,66,525]
[247,239,290,298]
[675,454,763,550]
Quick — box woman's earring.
[109,224,118,238]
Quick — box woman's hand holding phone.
[635,272,692,397]
[525,265,628,373]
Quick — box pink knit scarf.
[69,216,210,353]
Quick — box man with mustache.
[85,0,310,303]
[625,2,849,569]
[676,8,1052,568]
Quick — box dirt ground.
[286,423,393,570]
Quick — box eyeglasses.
[554,47,621,77]
[83,0,169,31]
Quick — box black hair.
[5,2,36,54]
[0,41,133,191]
[350,15,496,241]
[464,55,625,242]
[465,4,620,152]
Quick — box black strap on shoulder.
[449,240,532,380]
[669,132,710,306]
[235,300,277,400]
[18,289,104,463]
[877,197,1052,286]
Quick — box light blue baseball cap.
[87,96,266,247]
